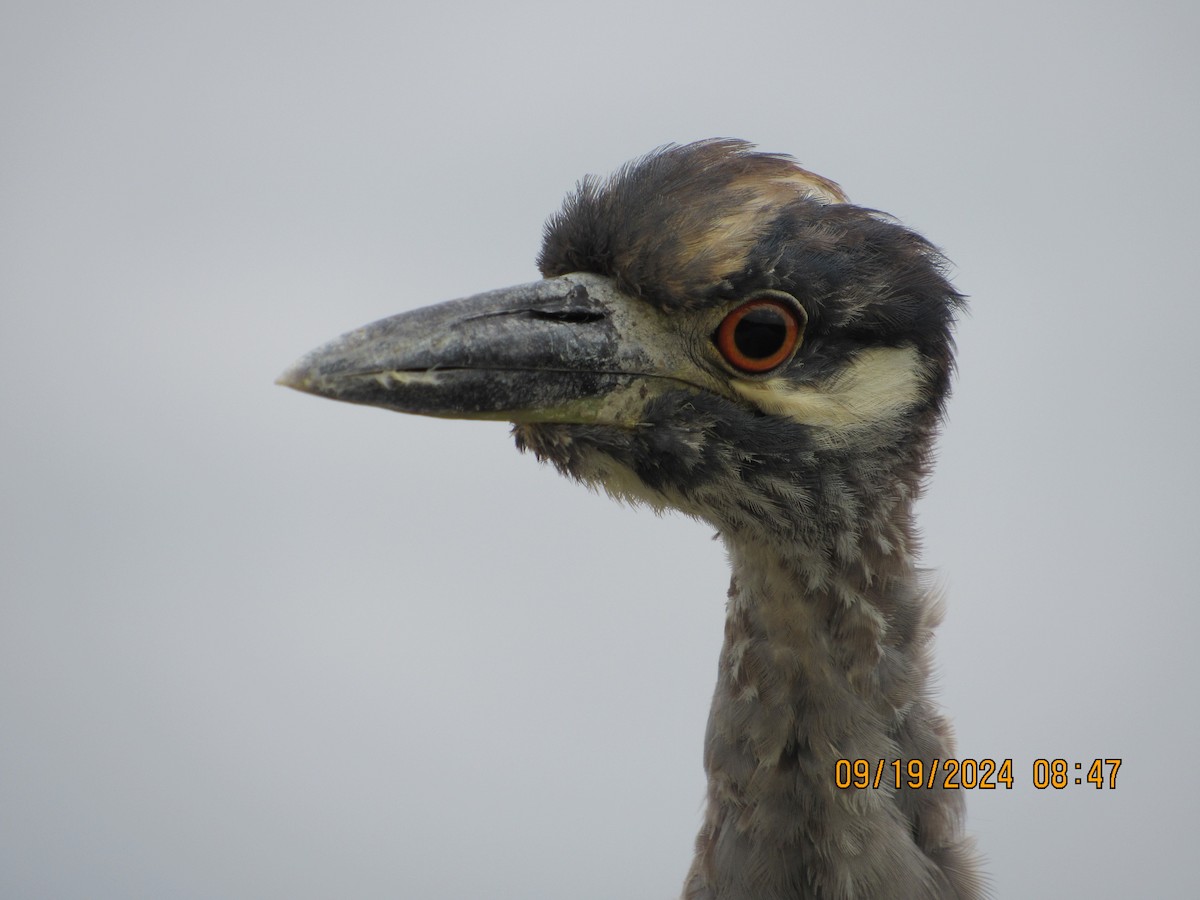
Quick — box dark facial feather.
[537,140,963,411]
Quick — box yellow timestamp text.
[834,758,1122,790]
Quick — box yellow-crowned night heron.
[279,140,983,900]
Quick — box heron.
[279,139,983,899]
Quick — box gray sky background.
[3,2,1197,898]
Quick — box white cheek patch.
[731,345,927,441]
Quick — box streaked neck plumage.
[684,514,980,900]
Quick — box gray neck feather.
[682,530,981,900]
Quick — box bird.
[278,139,983,900]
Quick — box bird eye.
[714,297,804,373]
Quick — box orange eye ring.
[714,297,804,373]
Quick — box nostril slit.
[528,309,605,324]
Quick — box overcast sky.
[2,2,1197,898]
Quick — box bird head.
[280,140,962,560]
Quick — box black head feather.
[537,140,963,413]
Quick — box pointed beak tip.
[275,362,313,393]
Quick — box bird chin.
[512,421,680,514]
[511,421,613,472]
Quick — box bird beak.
[277,273,694,425]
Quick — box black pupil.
[735,307,787,358]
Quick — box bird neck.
[684,530,976,900]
